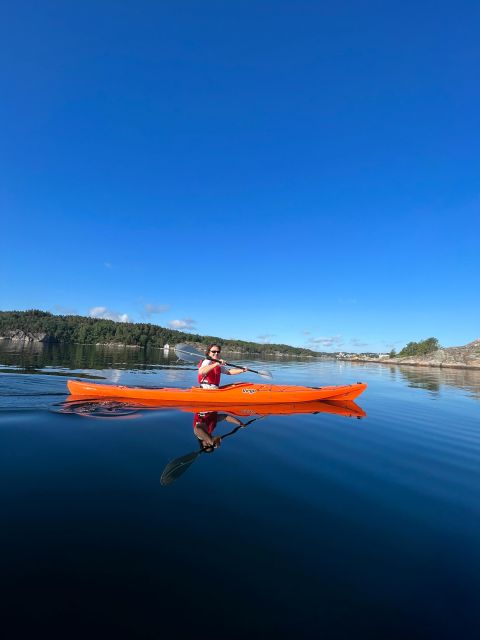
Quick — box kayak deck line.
[67,379,367,404]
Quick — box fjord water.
[1,343,479,639]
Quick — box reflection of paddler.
[193,411,243,452]
[161,413,263,485]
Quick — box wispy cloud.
[169,318,196,330]
[104,262,113,269]
[53,304,77,316]
[145,303,169,315]
[308,335,343,349]
[384,340,404,350]
[89,306,129,323]
[350,338,369,348]
[257,334,275,344]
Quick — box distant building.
[163,343,170,352]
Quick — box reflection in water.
[193,411,248,451]
[58,398,146,419]
[0,340,183,372]
[161,411,256,486]
[57,396,366,485]
[348,360,480,399]
[398,365,480,398]
[399,368,441,393]
[58,396,367,419]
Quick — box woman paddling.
[198,343,247,389]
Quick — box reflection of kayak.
[174,399,366,418]
[65,395,366,419]
[67,380,367,403]
[211,400,367,418]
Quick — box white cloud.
[169,318,196,330]
[89,306,129,323]
[145,303,169,315]
[104,262,113,269]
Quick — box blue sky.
[1,1,479,352]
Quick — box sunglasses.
[210,350,221,354]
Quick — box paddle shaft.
[206,355,263,376]
[175,343,271,378]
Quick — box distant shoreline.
[0,336,322,359]
[340,357,480,371]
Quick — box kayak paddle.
[160,417,260,486]
[160,450,201,486]
[174,343,272,379]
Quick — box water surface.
[1,342,479,638]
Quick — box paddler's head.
[205,344,222,358]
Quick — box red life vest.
[198,359,221,386]
[193,411,218,434]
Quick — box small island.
[337,337,480,370]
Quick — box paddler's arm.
[194,424,221,449]
[225,367,247,375]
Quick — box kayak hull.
[67,379,367,404]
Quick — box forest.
[0,310,323,357]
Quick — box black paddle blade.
[160,450,201,486]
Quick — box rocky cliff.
[0,330,57,343]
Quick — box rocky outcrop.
[349,339,480,370]
[0,330,57,343]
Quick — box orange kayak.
[67,379,367,404]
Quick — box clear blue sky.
[1,1,479,352]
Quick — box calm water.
[1,342,479,639]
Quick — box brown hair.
[205,343,221,357]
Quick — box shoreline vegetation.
[0,310,324,358]
[1,311,479,370]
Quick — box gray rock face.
[357,339,480,370]
[0,330,56,343]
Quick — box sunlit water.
[1,342,479,638]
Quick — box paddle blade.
[257,369,273,379]
[174,343,204,363]
[160,450,200,486]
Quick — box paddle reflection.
[161,411,260,486]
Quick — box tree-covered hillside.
[397,337,440,357]
[0,310,323,357]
